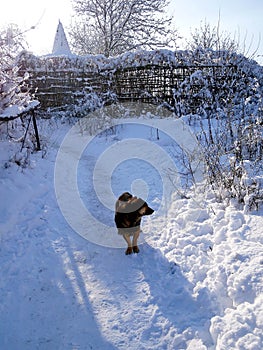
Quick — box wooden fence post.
[32,109,41,150]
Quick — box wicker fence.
[19,52,238,113]
[114,64,237,107]
[27,70,110,110]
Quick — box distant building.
[52,20,72,56]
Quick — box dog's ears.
[118,192,133,202]
[116,192,133,212]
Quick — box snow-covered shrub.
[10,148,31,168]
[1,28,39,160]
[173,49,262,119]
[0,27,33,115]
[72,89,117,118]
[198,109,263,210]
[174,48,263,210]
[0,63,31,114]
[242,161,263,211]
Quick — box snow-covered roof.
[52,20,72,56]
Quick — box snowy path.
[0,119,262,349]
[0,165,214,349]
[0,210,213,349]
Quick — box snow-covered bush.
[72,90,117,118]
[0,63,32,114]
[198,110,263,210]
[0,27,40,160]
[174,48,263,210]
[0,27,33,115]
[173,49,262,118]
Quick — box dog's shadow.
[137,243,215,336]
[90,241,215,347]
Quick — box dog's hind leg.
[123,233,133,255]
[132,229,140,254]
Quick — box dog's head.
[116,193,154,216]
[115,193,154,230]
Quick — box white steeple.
[52,20,72,56]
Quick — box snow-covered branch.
[70,0,178,56]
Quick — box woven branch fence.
[18,51,239,114]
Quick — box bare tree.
[69,0,178,57]
[0,24,27,65]
[187,20,238,53]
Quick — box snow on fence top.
[18,49,246,73]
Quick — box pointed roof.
[52,20,71,56]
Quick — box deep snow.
[0,112,262,350]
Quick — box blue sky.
[0,0,262,63]
[169,0,262,62]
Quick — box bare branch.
[69,0,179,56]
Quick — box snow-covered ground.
[0,110,262,350]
